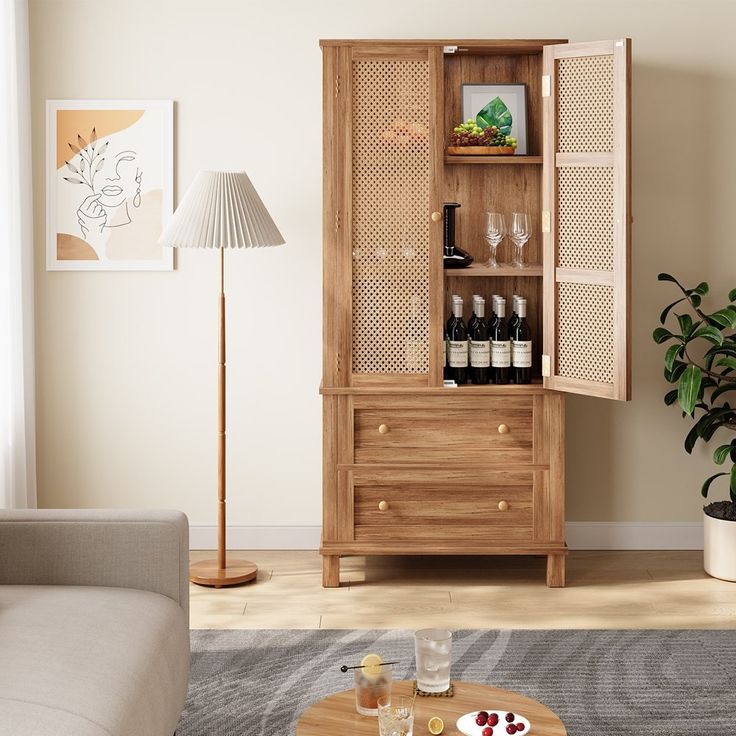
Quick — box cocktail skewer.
[340,661,399,673]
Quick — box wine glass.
[484,212,506,269]
[510,212,531,268]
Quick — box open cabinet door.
[542,39,631,400]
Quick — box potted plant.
[653,273,736,580]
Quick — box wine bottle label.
[491,340,511,368]
[512,340,532,368]
[445,339,448,367]
[510,339,516,363]
[470,340,491,367]
[449,340,468,368]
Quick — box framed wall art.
[46,99,173,271]
[461,84,528,154]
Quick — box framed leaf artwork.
[46,100,174,271]
[461,84,528,154]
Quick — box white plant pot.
[703,511,736,582]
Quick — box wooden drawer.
[352,395,535,465]
[350,467,546,542]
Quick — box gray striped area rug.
[180,629,736,735]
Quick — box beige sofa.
[0,509,191,736]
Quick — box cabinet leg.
[323,555,340,588]
[546,554,565,588]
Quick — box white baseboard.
[189,525,322,550]
[189,522,704,551]
[565,521,703,550]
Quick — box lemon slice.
[360,653,383,676]
[428,716,444,734]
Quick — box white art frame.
[461,84,528,155]
[46,99,174,271]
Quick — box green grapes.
[449,120,518,149]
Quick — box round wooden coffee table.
[296,679,567,735]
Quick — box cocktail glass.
[414,628,452,693]
[377,694,415,736]
[354,663,393,716]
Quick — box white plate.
[456,710,532,735]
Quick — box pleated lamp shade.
[159,170,285,249]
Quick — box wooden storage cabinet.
[320,38,631,588]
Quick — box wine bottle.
[512,298,532,384]
[446,294,460,334]
[508,294,521,381]
[445,295,461,381]
[467,294,481,339]
[508,294,521,335]
[490,294,501,333]
[448,297,468,384]
[491,297,511,385]
[466,294,482,382]
[470,297,491,385]
[442,203,474,269]
[443,325,450,381]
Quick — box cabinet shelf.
[445,263,543,277]
[444,154,543,165]
[445,379,544,393]
[320,380,545,395]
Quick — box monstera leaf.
[476,96,513,136]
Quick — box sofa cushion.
[0,585,190,736]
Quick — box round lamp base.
[189,558,258,587]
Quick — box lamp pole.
[218,246,227,571]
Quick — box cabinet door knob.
[498,423,510,434]
[378,500,390,512]
[378,424,390,434]
[498,500,509,512]
[431,211,442,222]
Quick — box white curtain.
[0,0,36,509]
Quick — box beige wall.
[29,0,736,531]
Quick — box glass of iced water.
[414,628,452,693]
[377,694,414,736]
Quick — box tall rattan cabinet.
[320,39,632,587]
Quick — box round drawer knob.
[431,211,442,222]
[378,500,390,512]
[378,424,390,434]
[498,500,509,512]
[497,423,510,434]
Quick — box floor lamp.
[160,171,284,587]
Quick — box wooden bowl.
[446,146,516,155]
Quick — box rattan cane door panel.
[557,166,614,272]
[557,282,615,384]
[557,54,614,153]
[350,54,433,380]
[542,39,631,401]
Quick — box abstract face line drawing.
[65,134,144,244]
[46,100,173,271]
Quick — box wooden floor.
[189,550,736,629]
